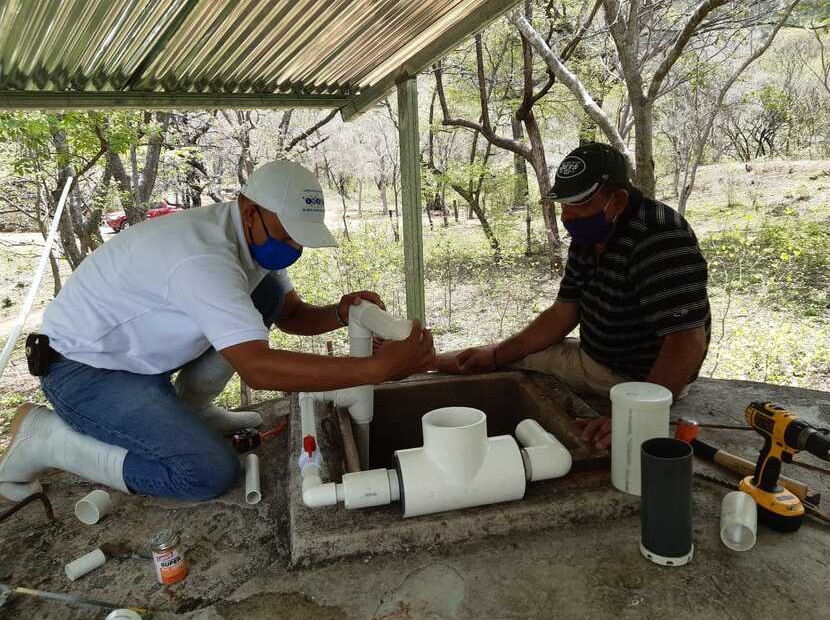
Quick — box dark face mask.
[247,207,303,270]
[562,197,615,244]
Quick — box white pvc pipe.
[65,548,106,581]
[515,419,573,481]
[244,453,261,505]
[0,177,73,380]
[299,300,412,480]
[352,422,371,469]
[609,382,672,496]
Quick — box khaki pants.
[511,338,626,397]
[511,338,691,399]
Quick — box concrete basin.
[288,371,639,566]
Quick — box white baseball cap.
[241,160,337,248]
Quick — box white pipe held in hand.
[244,453,261,505]
[65,548,106,581]
[349,300,412,341]
[515,419,572,481]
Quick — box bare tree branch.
[285,108,339,152]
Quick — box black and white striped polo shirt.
[557,188,711,380]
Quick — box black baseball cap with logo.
[549,142,629,204]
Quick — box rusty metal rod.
[0,492,55,524]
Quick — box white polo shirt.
[41,201,292,374]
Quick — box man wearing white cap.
[0,161,434,502]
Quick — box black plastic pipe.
[640,437,694,566]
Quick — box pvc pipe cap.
[610,382,673,411]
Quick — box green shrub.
[701,220,829,315]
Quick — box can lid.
[610,382,673,409]
[150,528,179,551]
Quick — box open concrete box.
[288,371,639,566]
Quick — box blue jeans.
[40,273,287,500]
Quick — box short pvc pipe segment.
[244,454,261,505]
[65,548,106,581]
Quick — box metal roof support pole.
[396,76,426,323]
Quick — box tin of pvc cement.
[640,437,694,567]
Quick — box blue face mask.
[562,198,615,244]
[247,207,303,270]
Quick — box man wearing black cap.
[447,142,710,449]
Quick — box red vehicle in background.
[105,202,182,233]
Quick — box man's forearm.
[646,327,707,400]
[494,301,579,366]
[241,348,380,392]
[277,302,341,336]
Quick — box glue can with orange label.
[150,529,188,584]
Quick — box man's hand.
[338,290,385,325]
[457,344,498,374]
[574,416,611,450]
[373,319,435,381]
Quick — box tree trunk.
[137,112,170,207]
[425,196,434,231]
[511,118,531,255]
[107,149,143,225]
[524,110,561,271]
[378,178,389,214]
[388,209,399,242]
[632,100,656,197]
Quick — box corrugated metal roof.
[0,0,521,112]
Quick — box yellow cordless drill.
[740,402,830,532]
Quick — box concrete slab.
[1,376,829,619]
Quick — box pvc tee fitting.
[395,407,526,518]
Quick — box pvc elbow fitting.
[515,419,572,482]
[302,480,341,508]
[349,300,412,341]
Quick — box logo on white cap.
[557,156,586,179]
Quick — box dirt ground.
[1,377,830,619]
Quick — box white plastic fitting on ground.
[244,453,261,505]
[65,548,106,581]
[395,407,526,518]
[515,419,573,481]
